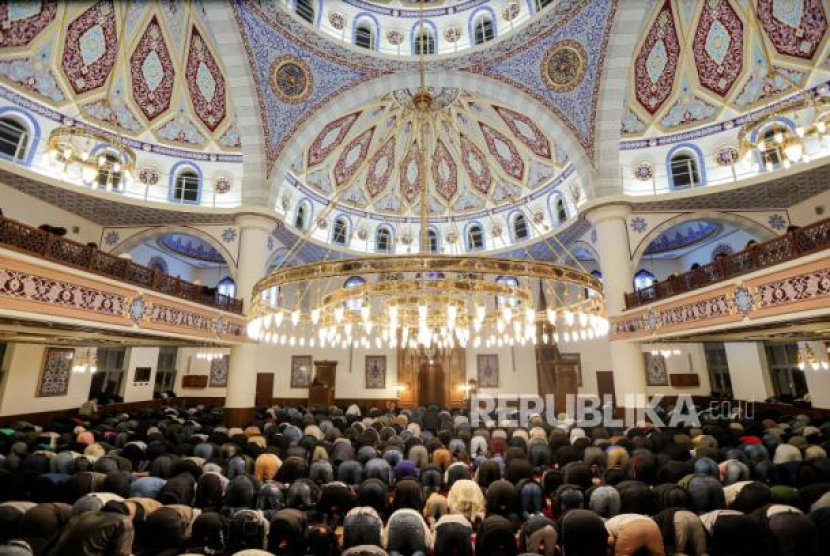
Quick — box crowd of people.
[0,403,829,556]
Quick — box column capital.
[585,203,632,226]
[234,213,277,233]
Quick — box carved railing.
[625,217,830,309]
[0,216,243,314]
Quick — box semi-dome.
[289,87,570,219]
[622,0,830,137]
[0,2,239,152]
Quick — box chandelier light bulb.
[547,308,556,325]
[564,310,574,326]
[291,310,300,326]
[311,308,321,324]
[335,306,345,323]
[275,312,284,327]
[503,307,513,323]
[525,308,536,325]
[476,304,486,321]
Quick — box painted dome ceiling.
[623,0,830,137]
[289,88,570,217]
[0,1,240,152]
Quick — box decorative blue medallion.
[128,296,147,324]
[733,286,754,316]
[768,214,787,231]
[104,230,120,247]
[221,227,237,243]
[630,217,648,234]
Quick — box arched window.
[0,116,28,160]
[344,276,365,311]
[147,256,168,274]
[555,197,568,224]
[294,202,309,230]
[217,277,236,298]
[172,169,200,203]
[669,151,701,189]
[414,28,435,55]
[512,213,529,241]
[587,269,603,298]
[96,151,124,191]
[473,13,495,45]
[375,227,392,252]
[295,0,315,24]
[428,228,439,253]
[466,224,484,251]
[633,269,656,291]
[355,22,374,49]
[759,125,788,170]
[333,217,349,245]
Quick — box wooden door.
[552,362,578,414]
[418,362,445,407]
[255,373,274,407]
[596,371,615,409]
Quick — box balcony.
[0,215,243,314]
[625,217,830,310]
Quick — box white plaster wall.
[561,338,710,398]
[0,343,93,416]
[465,344,537,396]
[174,347,230,399]
[0,182,102,244]
[678,230,758,269]
[798,341,830,410]
[128,244,196,281]
[122,347,159,404]
[788,189,830,227]
[724,342,774,402]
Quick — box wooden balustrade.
[625,217,830,309]
[0,216,243,314]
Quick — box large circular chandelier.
[247,8,607,350]
[248,255,607,350]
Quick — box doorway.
[255,373,274,407]
[596,371,616,409]
[418,361,445,407]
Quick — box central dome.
[289,88,570,219]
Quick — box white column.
[587,204,646,407]
[724,342,773,402]
[225,214,272,425]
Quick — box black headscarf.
[560,509,608,556]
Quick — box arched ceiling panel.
[0,1,240,153]
[623,0,830,138]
